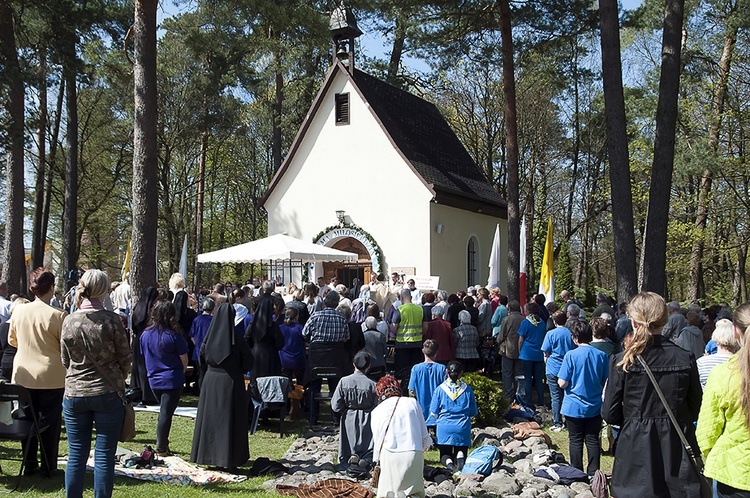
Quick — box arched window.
[467,236,478,287]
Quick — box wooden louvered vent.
[335,93,350,125]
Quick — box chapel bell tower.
[329,2,362,73]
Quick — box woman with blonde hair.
[602,291,703,497]
[696,303,750,498]
[61,269,131,497]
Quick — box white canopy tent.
[196,233,358,264]
[197,234,359,286]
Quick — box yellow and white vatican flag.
[121,239,131,282]
[538,218,555,303]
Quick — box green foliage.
[462,373,508,427]
[555,240,574,303]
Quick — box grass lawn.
[0,377,607,496]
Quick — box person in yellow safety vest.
[391,289,429,379]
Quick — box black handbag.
[636,356,712,498]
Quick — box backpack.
[461,445,502,476]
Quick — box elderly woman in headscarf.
[131,286,160,405]
[191,303,253,472]
[245,295,284,382]
[371,375,430,498]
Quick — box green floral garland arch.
[306,223,386,281]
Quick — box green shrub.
[462,372,509,427]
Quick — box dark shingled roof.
[352,69,506,213]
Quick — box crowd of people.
[1,266,749,498]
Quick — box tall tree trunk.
[272,54,283,171]
[387,13,406,85]
[567,44,580,236]
[687,24,737,301]
[62,37,78,289]
[499,0,520,302]
[599,0,638,303]
[194,96,209,290]
[734,234,748,306]
[131,0,159,303]
[641,0,684,294]
[0,1,27,295]
[41,79,65,259]
[31,45,47,269]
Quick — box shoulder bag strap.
[635,355,704,471]
[377,397,401,461]
[71,327,129,407]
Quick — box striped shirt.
[697,352,733,389]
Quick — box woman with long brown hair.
[602,292,703,497]
[697,303,750,497]
[140,300,188,456]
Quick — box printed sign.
[404,275,440,291]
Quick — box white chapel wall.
[429,202,508,293]
[265,70,435,281]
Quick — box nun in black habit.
[191,303,253,471]
[244,296,284,382]
[131,286,159,405]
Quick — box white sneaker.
[551,424,564,432]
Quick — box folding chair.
[0,383,49,492]
[255,376,291,438]
[308,367,342,428]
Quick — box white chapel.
[261,5,508,293]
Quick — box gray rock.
[512,459,534,474]
[574,492,595,498]
[549,484,573,497]
[509,448,530,460]
[520,489,540,498]
[530,443,550,454]
[437,479,456,495]
[454,477,483,497]
[523,436,548,448]
[481,473,522,496]
[569,482,591,493]
[505,440,524,452]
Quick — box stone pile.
[263,423,596,498]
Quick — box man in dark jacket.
[498,300,525,403]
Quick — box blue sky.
[157,1,645,73]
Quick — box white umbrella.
[196,233,358,264]
[487,223,502,289]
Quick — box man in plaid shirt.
[303,289,350,424]
[302,291,349,343]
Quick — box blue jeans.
[63,392,124,498]
[522,360,545,407]
[546,373,564,425]
[153,388,182,453]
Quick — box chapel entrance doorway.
[322,237,372,291]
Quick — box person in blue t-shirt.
[189,298,214,391]
[557,320,609,476]
[408,340,447,431]
[141,300,189,457]
[541,310,576,431]
[279,307,306,385]
[518,302,548,407]
[429,361,478,472]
